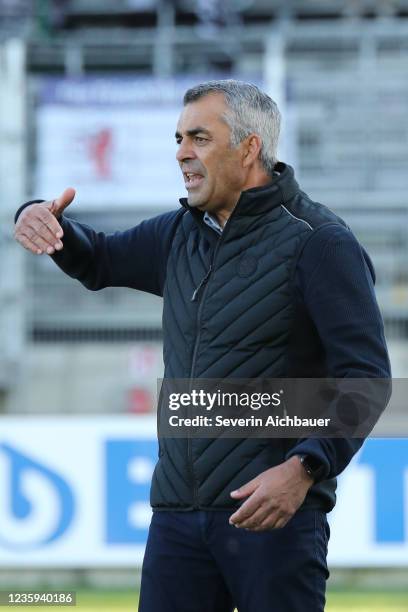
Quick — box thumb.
[49,187,76,217]
[230,477,259,499]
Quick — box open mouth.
[184,172,204,189]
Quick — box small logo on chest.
[237,254,258,278]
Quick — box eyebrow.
[175,127,212,140]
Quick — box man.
[15,80,390,611]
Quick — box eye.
[195,136,207,144]
[176,138,182,145]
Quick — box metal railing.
[20,20,408,342]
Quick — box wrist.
[286,455,314,488]
[296,453,326,484]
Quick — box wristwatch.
[297,454,325,483]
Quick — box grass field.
[4,589,408,611]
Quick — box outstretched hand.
[229,456,314,531]
[14,187,76,255]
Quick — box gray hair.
[183,79,281,175]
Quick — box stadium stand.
[1,0,407,412]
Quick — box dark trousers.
[139,508,330,612]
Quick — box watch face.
[305,455,322,472]
[302,455,325,480]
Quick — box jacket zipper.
[191,266,213,302]
[187,207,240,508]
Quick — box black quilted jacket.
[16,163,391,512]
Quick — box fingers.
[49,187,76,217]
[230,476,259,500]
[251,514,290,532]
[40,219,63,247]
[229,491,263,526]
[271,516,289,529]
[14,188,73,257]
[37,206,64,239]
[31,217,62,249]
[16,233,45,255]
[233,506,268,530]
[15,204,64,255]
[17,226,61,255]
[230,505,291,532]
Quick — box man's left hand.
[229,456,314,531]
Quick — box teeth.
[185,173,202,183]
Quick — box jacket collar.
[178,162,299,222]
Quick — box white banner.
[36,105,185,207]
[35,77,191,208]
[35,76,277,209]
[0,417,407,567]
[0,416,156,567]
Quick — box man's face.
[175,93,246,212]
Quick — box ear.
[242,134,263,169]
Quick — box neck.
[213,171,273,227]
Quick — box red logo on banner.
[87,128,113,179]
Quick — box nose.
[176,139,196,163]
